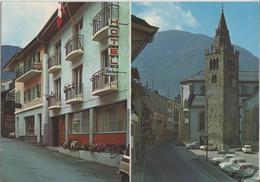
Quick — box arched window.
[209,59,212,70]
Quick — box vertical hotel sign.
[108,18,119,67]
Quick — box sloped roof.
[191,95,206,107]
[181,71,259,84]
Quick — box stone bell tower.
[205,9,240,150]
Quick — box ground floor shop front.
[49,101,127,150]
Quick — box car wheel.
[121,173,129,182]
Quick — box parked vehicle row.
[211,153,259,182]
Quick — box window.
[24,90,27,102]
[74,18,83,35]
[25,116,34,136]
[28,88,31,101]
[36,85,41,98]
[211,75,217,83]
[15,91,20,104]
[96,102,127,132]
[33,51,40,63]
[56,41,61,65]
[54,78,61,94]
[199,111,205,130]
[73,65,82,85]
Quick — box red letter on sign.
[109,48,118,56]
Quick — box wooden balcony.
[16,63,42,82]
[65,35,84,62]
[48,93,61,110]
[92,4,119,42]
[91,68,118,96]
[48,53,61,74]
[64,83,83,104]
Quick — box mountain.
[1,45,22,81]
[133,30,259,98]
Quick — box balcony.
[91,68,118,96]
[65,35,84,62]
[92,4,119,41]
[16,63,42,82]
[48,93,61,110]
[64,83,83,104]
[48,53,61,74]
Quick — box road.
[138,141,215,182]
[0,138,120,182]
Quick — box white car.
[222,162,254,176]
[200,144,217,151]
[219,157,246,169]
[242,145,253,153]
[211,154,238,165]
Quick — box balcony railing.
[91,68,118,96]
[64,83,83,104]
[48,93,61,110]
[92,4,119,37]
[65,34,84,61]
[48,53,61,74]
[16,62,42,82]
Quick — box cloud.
[134,2,199,31]
[2,2,57,47]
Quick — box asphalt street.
[140,141,215,182]
[0,138,120,182]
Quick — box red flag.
[56,2,63,28]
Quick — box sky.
[132,2,259,57]
[2,2,57,48]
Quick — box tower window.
[209,58,219,70]
[211,75,217,83]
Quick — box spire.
[214,5,232,48]
[216,8,229,36]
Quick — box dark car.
[176,140,185,146]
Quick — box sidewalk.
[132,157,144,182]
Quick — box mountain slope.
[1,45,22,81]
[133,30,259,98]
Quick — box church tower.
[205,9,240,150]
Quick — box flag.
[56,2,63,28]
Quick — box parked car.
[219,157,246,169]
[222,163,254,176]
[210,154,238,165]
[200,144,217,151]
[232,167,258,181]
[243,169,260,182]
[176,140,185,146]
[119,145,129,182]
[186,141,200,149]
[242,145,253,153]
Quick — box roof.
[3,2,85,71]
[131,15,159,61]
[181,71,259,84]
[191,95,205,107]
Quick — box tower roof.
[216,10,229,35]
[214,8,232,48]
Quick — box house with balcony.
[3,2,130,148]
[45,2,130,147]
[3,43,46,144]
